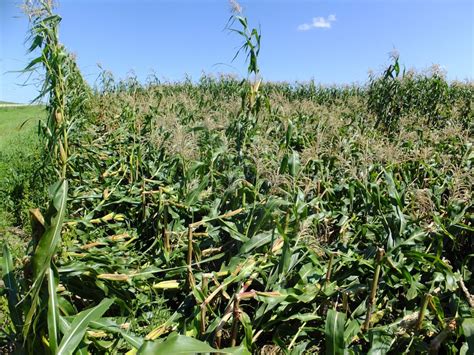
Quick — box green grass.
[0,105,45,232]
[0,105,44,196]
[0,106,43,152]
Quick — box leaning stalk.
[230,296,241,347]
[416,293,432,331]
[362,248,385,332]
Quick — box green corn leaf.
[138,333,250,354]
[221,345,251,355]
[137,333,216,354]
[325,309,346,355]
[460,342,469,355]
[57,298,114,355]
[462,318,474,353]
[277,233,291,278]
[367,329,393,355]
[89,319,143,349]
[27,35,42,52]
[1,243,23,334]
[279,152,289,174]
[240,311,253,349]
[344,319,361,344]
[23,56,43,72]
[429,295,445,324]
[394,60,400,77]
[286,120,294,148]
[239,231,272,254]
[384,170,406,238]
[32,180,68,278]
[221,221,249,242]
[47,266,60,353]
[185,176,209,206]
[59,315,71,334]
[288,150,300,177]
[24,179,68,338]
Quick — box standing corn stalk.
[227,0,267,159]
[24,0,90,178]
[11,1,91,352]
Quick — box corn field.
[1,1,473,354]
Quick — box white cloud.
[298,14,336,31]
[313,17,332,28]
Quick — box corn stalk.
[24,0,90,178]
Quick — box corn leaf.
[24,179,68,338]
[367,329,393,355]
[47,266,60,353]
[325,309,346,355]
[138,333,250,354]
[1,243,23,333]
[462,318,474,353]
[57,298,114,355]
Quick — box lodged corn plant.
[1,0,473,354]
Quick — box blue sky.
[1,0,473,103]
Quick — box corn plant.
[226,1,268,161]
[0,1,108,353]
[24,0,90,179]
[367,52,405,133]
